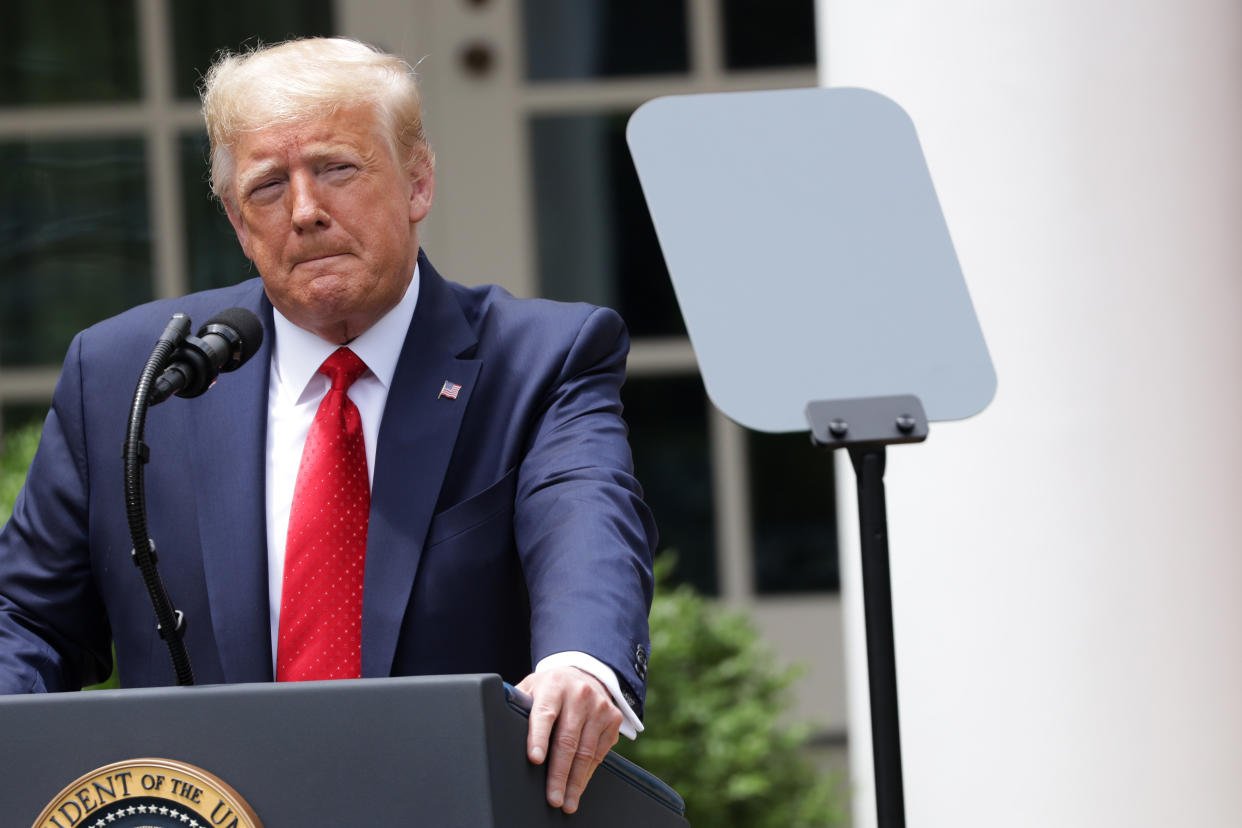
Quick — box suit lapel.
[361,254,481,677]
[188,283,275,683]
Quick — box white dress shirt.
[264,264,641,737]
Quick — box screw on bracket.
[895,414,916,434]
[828,419,849,438]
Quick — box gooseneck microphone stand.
[123,313,196,686]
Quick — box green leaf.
[0,422,43,524]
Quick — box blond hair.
[200,37,433,203]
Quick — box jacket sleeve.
[512,306,657,718]
[0,333,112,693]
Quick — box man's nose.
[289,174,330,231]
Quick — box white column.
[819,2,1242,826]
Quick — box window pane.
[622,375,716,594]
[180,133,253,291]
[0,139,152,367]
[530,112,684,337]
[749,431,838,593]
[170,1,334,100]
[0,0,140,105]
[721,0,817,71]
[523,0,688,81]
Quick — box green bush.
[615,558,847,827]
[0,421,43,525]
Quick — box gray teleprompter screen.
[627,87,996,432]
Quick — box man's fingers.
[524,684,562,766]
[519,666,624,813]
[565,730,618,813]
[560,732,601,813]
[563,720,621,814]
[596,721,620,764]
[544,697,587,808]
[560,705,622,813]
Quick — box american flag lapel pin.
[438,380,462,400]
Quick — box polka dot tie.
[277,347,370,682]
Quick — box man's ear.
[223,198,253,260]
[409,163,435,224]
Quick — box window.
[0,1,330,432]
[520,0,828,595]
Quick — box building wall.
[819,2,1242,825]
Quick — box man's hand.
[516,666,624,814]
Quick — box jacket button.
[633,644,648,680]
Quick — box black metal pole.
[849,444,906,828]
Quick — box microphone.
[150,308,264,405]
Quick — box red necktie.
[277,347,370,681]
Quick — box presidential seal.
[32,758,262,828]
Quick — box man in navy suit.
[0,38,655,815]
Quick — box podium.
[1,673,688,826]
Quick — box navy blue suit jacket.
[0,252,656,714]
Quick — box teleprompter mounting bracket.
[806,394,929,449]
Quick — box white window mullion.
[709,404,754,603]
[137,0,190,300]
[688,0,723,79]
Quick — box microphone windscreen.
[201,307,264,369]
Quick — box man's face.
[223,105,434,343]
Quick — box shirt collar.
[271,263,421,402]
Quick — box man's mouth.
[296,252,347,266]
